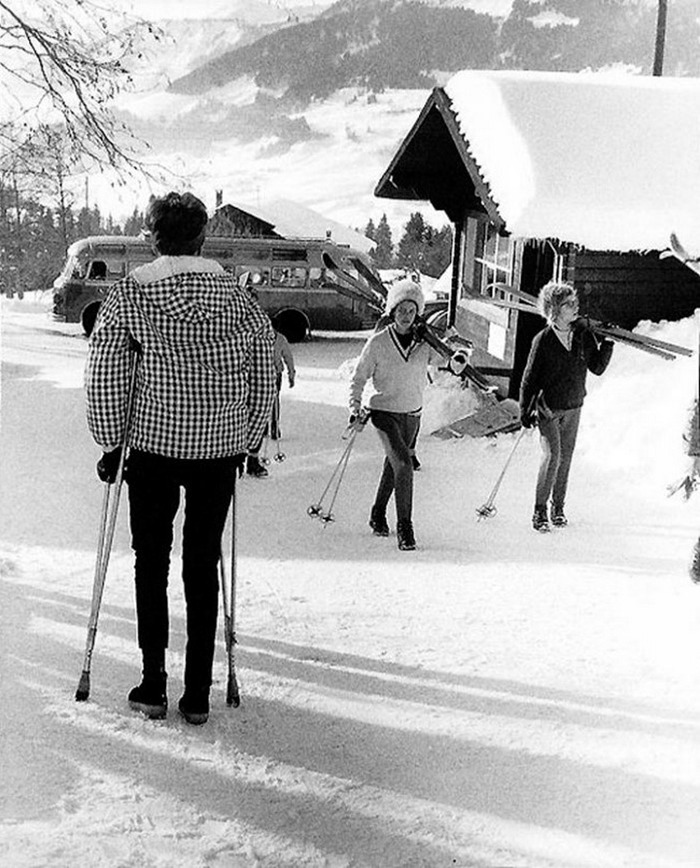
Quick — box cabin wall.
[571,250,700,330]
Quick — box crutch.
[475,427,528,520]
[75,345,139,701]
[219,474,240,707]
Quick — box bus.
[52,235,382,341]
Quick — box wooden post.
[653,0,668,76]
[448,219,464,328]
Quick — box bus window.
[235,265,269,286]
[271,266,307,288]
[106,260,126,280]
[88,260,107,280]
[72,260,89,280]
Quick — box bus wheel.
[273,309,310,343]
[81,302,101,337]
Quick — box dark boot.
[246,455,268,478]
[550,502,567,527]
[532,506,550,533]
[178,687,210,725]
[396,519,416,551]
[128,650,167,719]
[369,505,389,537]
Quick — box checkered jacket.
[85,256,276,459]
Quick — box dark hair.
[145,192,208,256]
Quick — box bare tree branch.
[0,0,159,174]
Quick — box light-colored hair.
[537,280,577,324]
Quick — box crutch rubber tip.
[226,679,240,707]
[75,672,91,702]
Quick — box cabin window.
[309,267,324,287]
[474,226,515,297]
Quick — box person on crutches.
[85,192,276,725]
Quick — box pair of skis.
[482,282,692,361]
[322,251,495,393]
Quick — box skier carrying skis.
[349,278,465,550]
[519,280,613,532]
[85,191,276,724]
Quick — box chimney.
[215,189,223,209]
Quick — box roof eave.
[374,87,505,231]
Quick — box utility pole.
[653,0,668,76]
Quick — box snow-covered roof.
[381,70,700,252]
[222,198,374,254]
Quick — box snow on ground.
[2,293,700,867]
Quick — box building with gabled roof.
[375,70,700,396]
[209,196,374,255]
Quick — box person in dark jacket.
[519,280,613,532]
[85,192,276,724]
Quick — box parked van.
[52,235,381,341]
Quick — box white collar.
[131,256,224,285]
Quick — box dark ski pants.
[370,409,421,523]
[126,450,235,692]
[535,407,581,509]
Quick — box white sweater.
[349,326,441,414]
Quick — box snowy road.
[2,295,700,867]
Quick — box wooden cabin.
[208,198,374,254]
[375,71,700,397]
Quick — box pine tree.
[371,214,394,269]
[396,212,429,273]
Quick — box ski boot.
[369,506,390,537]
[246,455,269,478]
[397,519,416,551]
[550,502,568,528]
[532,506,550,533]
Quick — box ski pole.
[476,426,527,520]
[219,474,240,707]
[75,343,140,702]
[307,412,368,524]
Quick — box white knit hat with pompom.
[384,278,425,317]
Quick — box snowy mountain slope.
[91,0,700,238]
[1,295,700,866]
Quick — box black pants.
[370,410,421,524]
[126,450,236,691]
